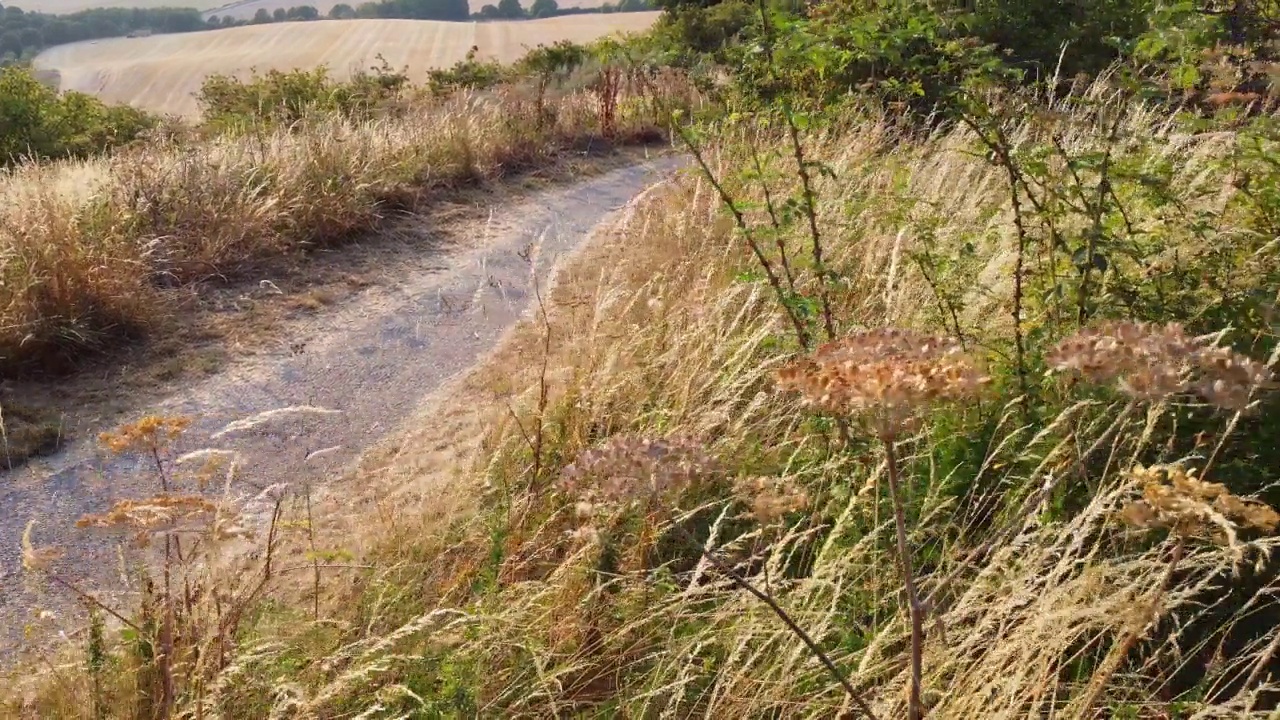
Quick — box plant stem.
[883,436,925,720]
[676,122,812,349]
[682,525,879,720]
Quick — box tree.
[252,8,271,22]
[328,3,355,17]
[477,3,500,16]
[272,7,287,19]
[529,0,557,16]
[17,26,40,51]
[496,0,524,17]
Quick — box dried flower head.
[1047,321,1272,409]
[1119,463,1279,549]
[734,476,810,523]
[559,435,716,506]
[98,415,191,455]
[76,494,218,530]
[775,328,988,437]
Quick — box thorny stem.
[44,572,142,633]
[883,437,925,720]
[751,135,798,294]
[957,111,1033,418]
[676,122,813,350]
[532,260,552,483]
[756,0,837,342]
[686,528,880,720]
[306,484,320,621]
[1074,537,1183,716]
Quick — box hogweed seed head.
[1119,463,1279,549]
[76,494,219,531]
[559,435,717,506]
[775,328,988,438]
[98,415,191,455]
[1047,321,1272,409]
[733,476,810,523]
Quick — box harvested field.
[33,14,660,117]
[205,0,624,21]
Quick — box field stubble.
[33,15,661,117]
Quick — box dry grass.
[0,75,691,376]
[7,82,1280,718]
[33,15,660,117]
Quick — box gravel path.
[0,155,685,654]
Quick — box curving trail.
[0,155,686,656]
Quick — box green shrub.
[0,65,153,165]
[197,60,409,131]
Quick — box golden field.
[33,14,660,117]
[205,0,625,21]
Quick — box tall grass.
[0,77,692,376]
[8,80,1280,718]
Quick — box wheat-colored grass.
[0,76,689,373]
[7,81,1277,718]
[33,15,660,117]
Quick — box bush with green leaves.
[0,65,152,165]
[198,60,409,131]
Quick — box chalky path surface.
[0,156,685,654]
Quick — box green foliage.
[0,65,152,165]
[496,0,525,17]
[425,47,508,95]
[352,0,469,20]
[197,60,409,131]
[529,0,557,17]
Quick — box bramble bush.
[0,65,153,165]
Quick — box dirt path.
[0,155,686,654]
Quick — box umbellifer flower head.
[1047,321,1272,410]
[559,435,717,507]
[1119,463,1279,549]
[98,415,191,455]
[775,328,988,438]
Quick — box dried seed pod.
[775,328,988,438]
[1048,321,1272,409]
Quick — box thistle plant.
[776,328,990,720]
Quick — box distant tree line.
[0,3,205,63]
[475,0,652,19]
